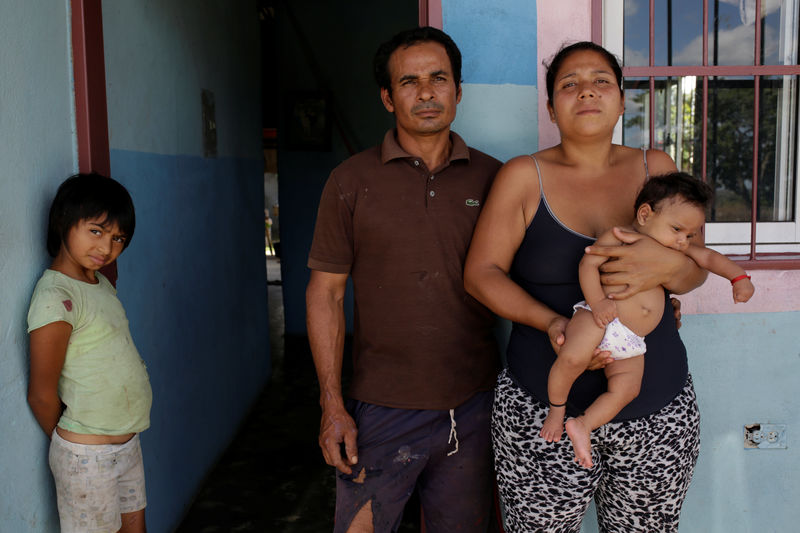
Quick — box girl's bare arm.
[28,321,71,437]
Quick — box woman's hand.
[546,315,569,354]
[671,297,682,329]
[584,227,700,299]
[547,315,613,370]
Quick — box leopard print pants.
[493,369,700,533]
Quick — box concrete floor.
[174,255,422,532]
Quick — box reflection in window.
[625,0,798,67]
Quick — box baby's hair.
[47,173,136,257]
[635,171,713,213]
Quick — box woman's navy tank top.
[505,156,688,420]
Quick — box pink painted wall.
[537,0,592,150]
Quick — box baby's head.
[633,172,713,252]
[47,173,136,257]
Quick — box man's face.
[381,41,461,139]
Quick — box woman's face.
[548,49,624,138]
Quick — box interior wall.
[0,1,77,530]
[276,0,418,335]
[102,1,267,530]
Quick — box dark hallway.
[175,256,333,532]
[175,256,422,532]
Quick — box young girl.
[541,171,755,468]
[27,173,152,533]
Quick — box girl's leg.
[494,370,600,533]
[566,356,645,467]
[593,376,701,532]
[542,310,605,442]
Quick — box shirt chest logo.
[465,199,480,207]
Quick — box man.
[306,27,500,533]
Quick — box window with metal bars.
[597,0,800,268]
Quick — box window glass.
[758,75,797,222]
[709,0,756,65]
[706,77,755,222]
[623,0,649,66]
[623,76,703,170]
[654,0,704,66]
[622,77,650,147]
[608,0,800,257]
[762,0,799,65]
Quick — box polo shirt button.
[430,175,435,180]
[414,160,420,166]
[429,190,435,197]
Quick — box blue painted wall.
[101,1,267,531]
[0,2,77,531]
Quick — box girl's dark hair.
[635,172,714,213]
[544,41,623,105]
[46,173,136,257]
[373,26,462,96]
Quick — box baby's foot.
[565,417,593,468]
[540,410,564,442]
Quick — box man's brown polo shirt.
[308,129,501,410]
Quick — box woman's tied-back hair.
[544,41,623,106]
[635,171,714,214]
[47,173,136,257]
[373,26,462,96]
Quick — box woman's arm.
[28,321,71,437]
[464,156,569,351]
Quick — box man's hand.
[319,404,359,475]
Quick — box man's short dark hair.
[373,26,462,95]
[47,173,136,257]
[635,171,714,213]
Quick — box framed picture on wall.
[285,91,331,151]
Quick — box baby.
[541,171,754,468]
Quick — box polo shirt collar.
[380,129,470,166]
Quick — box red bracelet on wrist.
[730,274,751,285]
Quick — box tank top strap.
[528,154,544,198]
[642,148,650,179]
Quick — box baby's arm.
[28,321,72,437]
[579,230,621,327]
[684,244,755,303]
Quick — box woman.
[464,42,706,532]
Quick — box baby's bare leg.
[541,310,605,443]
[567,356,645,468]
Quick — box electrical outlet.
[744,424,787,449]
